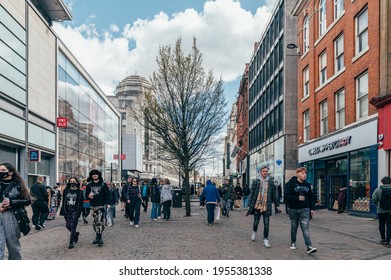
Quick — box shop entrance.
[327,175,347,210]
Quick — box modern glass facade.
[57,51,120,183]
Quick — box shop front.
[298,118,378,216]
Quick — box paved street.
[16,203,391,260]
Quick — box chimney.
[253,42,260,54]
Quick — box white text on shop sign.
[309,136,352,156]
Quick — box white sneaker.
[153,218,157,221]
[263,239,271,248]
[251,232,256,241]
[158,216,161,220]
[135,224,139,228]
[129,221,134,226]
[290,243,296,250]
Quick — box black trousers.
[64,207,78,240]
[162,200,172,220]
[31,201,49,226]
[378,212,391,242]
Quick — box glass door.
[328,175,347,210]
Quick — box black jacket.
[30,182,48,203]
[150,184,161,203]
[0,180,31,210]
[284,176,315,210]
[60,187,84,218]
[85,179,110,207]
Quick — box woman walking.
[60,177,84,249]
[0,162,31,260]
[160,178,173,221]
[126,177,142,228]
[150,178,161,221]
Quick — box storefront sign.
[309,136,352,156]
[298,119,377,163]
[29,150,40,162]
[56,117,68,128]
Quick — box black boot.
[68,237,74,249]
[97,233,103,246]
[92,233,99,244]
[74,232,80,243]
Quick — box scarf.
[254,180,268,213]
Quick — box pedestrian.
[80,180,90,225]
[234,183,243,210]
[371,176,391,247]
[150,178,161,221]
[105,181,119,226]
[245,165,280,248]
[51,184,62,218]
[30,176,49,230]
[59,177,83,249]
[141,180,150,213]
[0,162,31,260]
[122,178,131,218]
[160,178,173,221]
[242,184,250,210]
[200,179,221,225]
[284,167,317,254]
[221,179,234,217]
[275,181,282,214]
[337,186,347,214]
[126,177,142,228]
[86,169,110,246]
[197,183,205,209]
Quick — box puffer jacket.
[160,184,173,202]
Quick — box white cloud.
[53,0,271,95]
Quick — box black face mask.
[70,183,76,188]
[0,172,9,181]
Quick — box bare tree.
[143,37,227,216]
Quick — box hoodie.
[284,176,314,210]
[200,181,221,204]
[160,184,173,202]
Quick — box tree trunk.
[184,169,191,216]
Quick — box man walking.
[246,165,280,248]
[221,179,234,217]
[200,179,221,225]
[284,167,317,254]
[30,176,49,230]
[372,176,391,247]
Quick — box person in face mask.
[0,162,31,260]
[59,177,84,249]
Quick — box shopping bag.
[333,200,338,210]
[234,199,242,208]
[215,205,221,220]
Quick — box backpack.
[380,187,391,210]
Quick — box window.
[334,0,344,20]
[356,71,368,119]
[356,7,368,54]
[303,110,310,142]
[303,66,309,98]
[319,0,326,37]
[319,51,327,85]
[121,112,126,120]
[334,34,344,73]
[335,89,345,129]
[320,100,328,136]
[303,16,309,53]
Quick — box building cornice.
[291,0,309,16]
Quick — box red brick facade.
[236,64,249,174]
[294,0,380,144]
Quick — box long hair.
[0,162,30,199]
[66,177,80,189]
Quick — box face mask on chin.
[0,172,9,181]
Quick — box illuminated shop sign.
[309,136,352,156]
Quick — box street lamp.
[286,43,301,56]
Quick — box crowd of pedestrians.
[1,160,391,260]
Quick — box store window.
[349,148,370,212]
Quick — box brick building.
[235,64,249,187]
[292,0,380,216]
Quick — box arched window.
[303,15,309,53]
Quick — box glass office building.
[57,50,120,183]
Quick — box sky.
[54,0,276,177]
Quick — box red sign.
[113,154,126,160]
[57,117,68,128]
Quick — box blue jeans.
[151,202,161,219]
[288,208,312,246]
[253,210,270,239]
[242,196,249,209]
[222,199,231,216]
[206,204,216,224]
